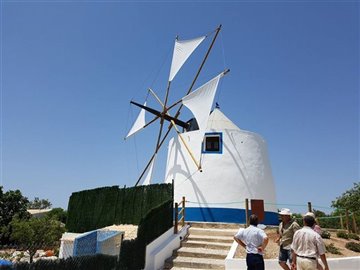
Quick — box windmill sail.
[181,73,222,130]
[125,102,147,139]
[141,155,156,185]
[168,36,206,82]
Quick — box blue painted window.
[202,132,223,154]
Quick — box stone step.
[175,247,228,260]
[187,234,234,243]
[190,222,243,230]
[188,227,238,237]
[165,256,225,269]
[181,240,232,250]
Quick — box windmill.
[125,25,229,186]
[124,26,279,224]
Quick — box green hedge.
[66,184,173,232]
[118,199,173,270]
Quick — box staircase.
[163,222,242,270]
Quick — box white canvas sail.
[182,73,222,130]
[125,102,147,139]
[141,155,156,185]
[168,36,206,82]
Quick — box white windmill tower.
[125,25,278,224]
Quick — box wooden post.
[340,214,344,230]
[351,212,357,233]
[307,202,312,213]
[345,209,350,233]
[174,202,179,234]
[245,198,249,227]
[172,179,174,202]
[182,196,186,226]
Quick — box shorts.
[278,247,292,263]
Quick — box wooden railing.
[174,196,186,234]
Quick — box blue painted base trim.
[183,207,279,225]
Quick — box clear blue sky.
[1,1,359,213]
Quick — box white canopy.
[168,36,205,82]
[182,73,222,131]
[125,102,147,139]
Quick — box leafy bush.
[348,233,360,241]
[336,231,349,239]
[345,242,360,252]
[326,243,342,255]
[321,230,331,239]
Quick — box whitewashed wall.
[144,225,189,270]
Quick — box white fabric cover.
[142,155,156,185]
[125,102,146,139]
[182,74,221,130]
[168,36,205,82]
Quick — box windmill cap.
[304,212,316,218]
[279,208,292,216]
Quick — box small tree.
[10,216,65,262]
[46,208,67,224]
[332,182,360,213]
[28,197,52,209]
[332,182,360,232]
[0,187,30,244]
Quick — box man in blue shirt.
[234,214,269,270]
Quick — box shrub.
[326,243,342,255]
[336,231,349,239]
[345,242,360,252]
[321,230,331,239]
[348,233,360,241]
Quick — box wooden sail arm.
[185,24,222,96]
[130,101,189,129]
[166,25,223,124]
